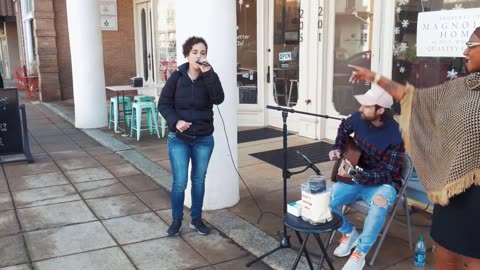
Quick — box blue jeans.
[168,132,214,221]
[329,182,397,254]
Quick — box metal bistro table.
[106,84,162,136]
[284,212,342,270]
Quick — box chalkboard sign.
[0,88,32,163]
[0,88,23,154]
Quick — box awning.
[0,0,15,17]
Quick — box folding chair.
[332,151,414,266]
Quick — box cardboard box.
[287,200,302,217]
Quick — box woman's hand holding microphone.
[196,58,211,73]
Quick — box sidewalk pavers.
[0,100,273,270]
[0,95,435,269]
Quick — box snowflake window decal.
[447,69,458,80]
[394,27,400,35]
[399,42,409,52]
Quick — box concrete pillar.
[66,0,107,128]
[176,0,239,210]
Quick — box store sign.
[237,35,250,46]
[279,51,292,62]
[100,0,117,31]
[417,8,480,57]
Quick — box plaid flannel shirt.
[333,113,405,190]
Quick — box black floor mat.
[238,127,291,144]
[250,141,333,169]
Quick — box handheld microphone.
[196,60,211,67]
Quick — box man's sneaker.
[189,218,210,235]
[334,229,360,257]
[342,249,366,270]
[167,219,182,236]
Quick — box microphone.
[297,150,322,175]
[196,60,211,67]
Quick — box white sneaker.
[342,249,366,270]
[333,229,359,257]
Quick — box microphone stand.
[246,105,342,267]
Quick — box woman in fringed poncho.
[348,27,480,270]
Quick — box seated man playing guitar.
[328,85,405,270]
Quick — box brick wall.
[34,0,61,101]
[102,0,136,88]
[52,0,71,99]
[53,0,136,100]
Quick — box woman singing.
[158,36,224,236]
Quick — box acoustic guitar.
[331,136,361,184]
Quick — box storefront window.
[272,0,300,107]
[392,0,480,92]
[156,0,176,83]
[331,1,373,116]
[237,0,258,104]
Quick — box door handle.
[148,53,152,70]
[267,66,270,83]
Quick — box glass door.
[155,0,176,83]
[135,1,155,85]
[237,0,258,105]
[270,0,301,108]
[324,1,375,139]
[266,0,302,129]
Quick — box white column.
[66,0,107,128]
[176,0,239,210]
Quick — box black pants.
[431,185,480,259]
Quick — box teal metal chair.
[156,108,167,138]
[109,96,132,132]
[130,96,160,141]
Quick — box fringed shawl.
[399,72,480,206]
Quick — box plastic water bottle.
[414,236,426,267]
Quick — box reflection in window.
[22,0,33,14]
[237,0,258,104]
[29,19,35,56]
[141,9,148,82]
[391,0,480,113]
[156,0,176,83]
[273,0,300,107]
[331,1,373,116]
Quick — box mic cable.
[215,105,282,224]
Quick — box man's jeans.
[329,181,397,254]
[168,132,214,221]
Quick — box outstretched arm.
[348,65,406,101]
